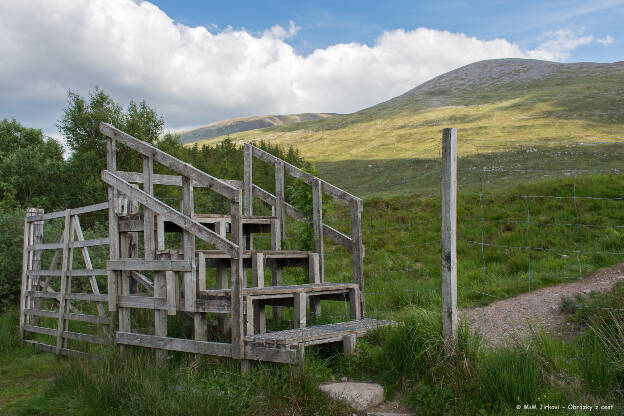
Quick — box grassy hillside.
[176,113,336,144]
[187,59,624,197]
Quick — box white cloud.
[597,35,615,45]
[0,0,613,136]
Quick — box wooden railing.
[99,123,245,359]
[243,143,365,315]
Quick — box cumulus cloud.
[0,0,614,136]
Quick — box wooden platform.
[244,318,397,347]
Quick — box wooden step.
[244,318,397,347]
[119,213,277,234]
[198,282,357,298]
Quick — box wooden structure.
[19,122,393,366]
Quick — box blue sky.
[150,0,623,62]
[0,0,622,139]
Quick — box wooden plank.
[342,334,357,356]
[312,179,324,282]
[107,259,192,272]
[441,127,458,355]
[25,290,60,300]
[116,171,241,189]
[28,242,63,251]
[100,123,238,200]
[101,170,238,257]
[68,269,108,276]
[249,145,359,203]
[166,271,178,315]
[230,190,245,359]
[349,287,361,320]
[115,332,232,357]
[181,176,196,310]
[194,297,231,313]
[19,209,34,338]
[244,144,253,216]
[56,210,72,354]
[24,309,59,319]
[350,198,365,316]
[66,313,111,324]
[294,292,306,329]
[118,295,168,310]
[322,224,352,250]
[244,344,296,364]
[275,161,285,241]
[252,253,265,334]
[63,331,106,345]
[28,202,109,222]
[308,253,321,317]
[23,324,56,337]
[107,137,119,312]
[65,293,108,302]
[251,185,307,222]
[130,271,154,292]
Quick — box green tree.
[57,88,165,206]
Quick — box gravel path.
[461,263,624,346]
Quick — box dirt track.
[461,263,624,346]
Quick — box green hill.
[187,59,624,196]
[176,113,336,144]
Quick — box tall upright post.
[230,189,245,365]
[350,198,364,317]
[441,128,458,356]
[106,138,119,314]
[243,144,253,250]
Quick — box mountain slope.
[185,58,624,196]
[176,113,335,143]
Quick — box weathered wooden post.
[441,128,458,356]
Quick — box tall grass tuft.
[478,348,541,407]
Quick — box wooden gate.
[19,203,111,357]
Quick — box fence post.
[441,128,458,356]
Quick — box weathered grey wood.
[165,271,177,315]
[244,144,253,216]
[251,185,307,222]
[295,343,305,374]
[245,296,254,336]
[342,334,357,356]
[66,313,111,324]
[130,271,154,292]
[349,287,361,320]
[308,253,321,317]
[107,138,120,313]
[270,196,283,322]
[23,324,56,337]
[117,295,168,309]
[19,209,35,338]
[115,332,232,357]
[156,215,165,251]
[441,127,458,355]
[116,170,241,189]
[24,339,89,359]
[350,198,365,316]
[275,160,285,241]
[251,253,265,334]
[312,179,324,283]
[29,269,107,277]
[143,157,155,261]
[65,293,108,302]
[63,330,106,345]
[72,216,106,317]
[250,145,359,203]
[243,344,296,364]
[107,259,192,271]
[56,210,71,354]
[181,176,196,310]
[294,292,306,329]
[214,221,229,335]
[29,202,109,222]
[197,252,207,292]
[230,190,245,359]
[100,123,238,201]
[321,224,352,250]
[119,228,132,349]
[25,290,60,300]
[102,170,238,256]
[23,308,59,319]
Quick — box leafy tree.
[57,88,165,206]
[0,119,68,210]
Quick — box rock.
[319,382,385,411]
[340,376,348,382]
